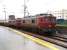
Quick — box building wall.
[48,9,67,20]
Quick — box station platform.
[0,26,66,50]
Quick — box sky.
[0,0,67,20]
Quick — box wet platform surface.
[0,26,67,50]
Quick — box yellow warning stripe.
[9,28,59,50]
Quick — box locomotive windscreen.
[49,17,56,23]
[44,17,56,23]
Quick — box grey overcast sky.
[0,0,67,19]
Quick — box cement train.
[8,14,56,35]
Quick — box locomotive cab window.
[32,19,35,23]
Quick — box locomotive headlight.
[48,25,52,27]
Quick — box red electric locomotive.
[36,14,56,35]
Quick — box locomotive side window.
[32,19,35,23]
[23,20,25,23]
[45,18,48,21]
[40,18,43,21]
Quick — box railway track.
[33,34,67,48]
[50,36,67,42]
[55,35,67,39]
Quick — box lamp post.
[3,7,6,22]
[24,0,26,17]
